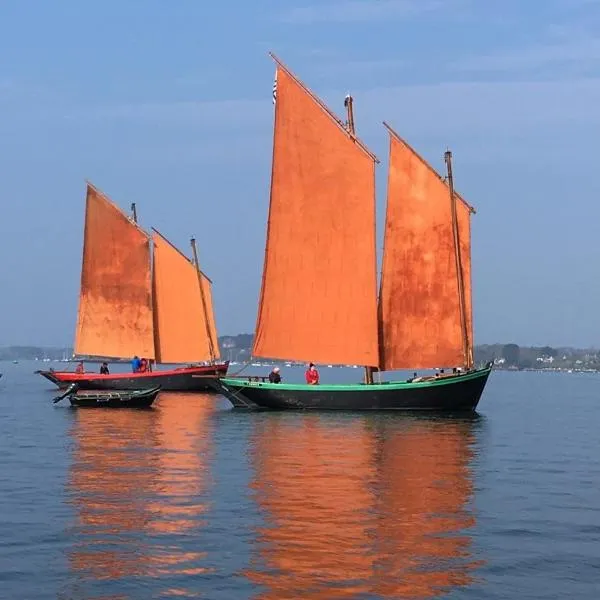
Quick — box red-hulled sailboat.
[37,183,228,391]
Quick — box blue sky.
[1,0,599,348]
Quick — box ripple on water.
[2,367,600,598]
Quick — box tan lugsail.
[252,59,379,367]
[74,183,155,359]
[379,126,474,370]
[152,230,219,364]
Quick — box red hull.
[37,363,229,392]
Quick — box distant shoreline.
[2,338,600,372]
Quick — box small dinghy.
[53,383,160,408]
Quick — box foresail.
[378,127,473,370]
[252,60,379,366]
[152,230,219,364]
[74,183,154,359]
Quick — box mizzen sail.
[74,183,155,359]
[378,126,474,370]
[252,59,379,367]
[152,230,219,364]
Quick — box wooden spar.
[190,237,216,364]
[344,94,355,136]
[131,198,146,370]
[344,94,375,385]
[445,150,473,370]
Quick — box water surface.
[0,362,599,598]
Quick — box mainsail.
[74,183,155,359]
[378,125,474,370]
[152,230,219,364]
[252,57,380,367]
[74,183,219,364]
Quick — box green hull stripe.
[220,366,492,393]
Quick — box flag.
[272,71,277,105]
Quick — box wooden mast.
[344,94,355,136]
[444,150,473,370]
[344,94,375,385]
[190,237,216,364]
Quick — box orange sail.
[378,126,474,370]
[74,183,155,359]
[252,58,379,367]
[152,230,219,364]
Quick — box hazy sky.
[1,0,599,348]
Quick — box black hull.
[62,386,160,408]
[69,396,156,408]
[213,365,492,412]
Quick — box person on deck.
[268,367,281,383]
[305,363,319,385]
[139,358,148,373]
[75,361,84,374]
[100,362,109,375]
[131,355,141,373]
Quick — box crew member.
[305,362,319,385]
[131,355,141,373]
[268,366,281,383]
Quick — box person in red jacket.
[305,362,319,385]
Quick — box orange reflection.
[246,415,481,598]
[372,419,482,598]
[67,408,159,580]
[66,393,215,588]
[147,393,213,538]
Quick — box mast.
[444,150,472,370]
[344,94,374,385]
[190,237,216,364]
[131,202,138,224]
[344,94,355,136]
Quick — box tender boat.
[52,383,160,408]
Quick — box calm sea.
[0,361,599,599]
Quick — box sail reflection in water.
[247,415,483,598]
[65,393,215,596]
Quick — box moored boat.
[52,383,161,408]
[37,183,228,392]
[211,54,492,412]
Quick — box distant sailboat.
[37,183,228,391]
[213,54,491,411]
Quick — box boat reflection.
[65,393,215,594]
[246,414,483,598]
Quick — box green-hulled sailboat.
[211,54,492,411]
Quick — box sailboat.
[211,54,492,411]
[37,183,229,391]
